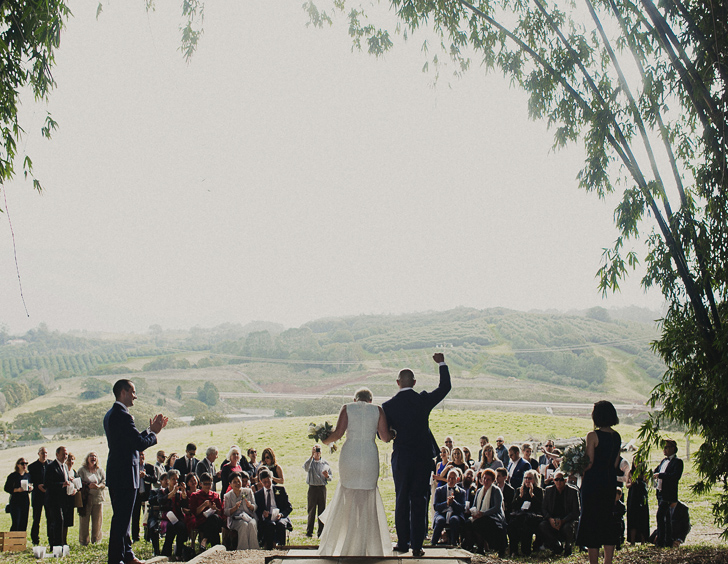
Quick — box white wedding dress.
[317,401,391,556]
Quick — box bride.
[318,388,394,556]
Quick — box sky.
[0,1,665,334]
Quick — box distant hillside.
[0,307,664,435]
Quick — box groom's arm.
[423,353,451,409]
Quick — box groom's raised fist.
[433,352,445,364]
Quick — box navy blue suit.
[104,402,157,564]
[507,458,531,489]
[432,484,466,545]
[382,363,451,552]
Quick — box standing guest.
[220,446,244,494]
[44,445,71,549]
[495,437,509,466]
[104,379,167,564]
[173,444,199,483]
[521,443,539,471]
[189,473,224,549]
[653,439,683,547]
[538,471,580,556]
[4,457,32,531]
[131,451,157,543]
[538,440,557,486]
[160,469,188,561]
[261,448,285,484]
[196,447,222,492]
[507,469,543,556]
[462,447,475,469]
[431,469,466,546]
[506,445,531,489]
[495,467,516,516]
[476,436,489,469]
[254,469,293,550]
[432,446,451,523]
[165,453,179,473]
[575,400,622,564]
[224,473,259,550]
[62,452,79,545]
[463,468,507,557]
[154,451,167,485]
[626,462,650,544]
[78,451,106,545]
[247,447,261,481]
[303,445,332,537]
[481,443,504,471]
[612,487,626,549]
[28,446,49,546]
[446,447,468,476]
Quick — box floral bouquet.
[559,438,591,476]
[308,421,337,453]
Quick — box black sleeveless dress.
[576,429,621,548]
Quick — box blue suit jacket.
[382,364,451,463]
[507,458,531,489]
[104,402,157,490]
[433,483,466,519]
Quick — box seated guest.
[160,469,189,561]
[462,469,477,505]
[220,446,244,494]
[254,469,292,549]
[538,471,580,556]
[224,473,259,550]
[188,473,223,549]
[521,443,539,471]
[183,473,199,534]
[463,468,507,557]
[650,501,691,547]
[508,469,543,556]
[431,469,466,546]
[480,443,504,471]
[507,445,531,489]
[261,448,285,485]
[495,467,515,517]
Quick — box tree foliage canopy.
[301,0,728,534]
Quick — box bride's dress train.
[317,401,391,556]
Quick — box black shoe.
[412,549,425,557]
[393,545,409,553]
[305,533,313,538]
[564,545,573,557]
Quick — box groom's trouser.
[392,450,431,551]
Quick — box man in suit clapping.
[104,379,167,564]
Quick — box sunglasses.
[19,462,28,465]
[554,477,565,482]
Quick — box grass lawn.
[1,409,724,562]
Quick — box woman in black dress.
[4,457,32,531]
[576,400,621,564]
[626,462,650,544]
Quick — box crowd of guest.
[427,432,690,558]
[4,431,691,560]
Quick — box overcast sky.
[0,1,664,334]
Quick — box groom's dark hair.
[398,368,415,387]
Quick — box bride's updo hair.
[354,388,373,402]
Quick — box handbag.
[74,490,84,508]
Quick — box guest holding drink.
[4,458,32,531]
[78,452,106,545]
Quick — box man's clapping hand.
[149,413,168,434]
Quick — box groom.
[383,353,451,556]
